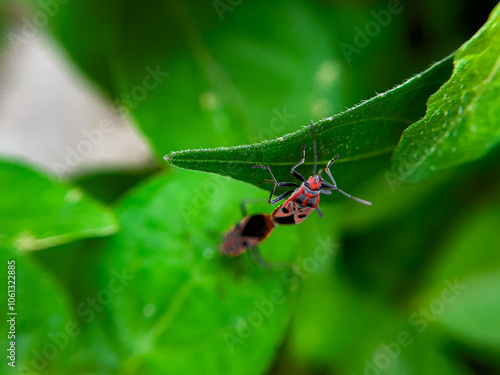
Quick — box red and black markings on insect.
[220,213,275,257]
[220,120,371,257]
[253,120,371,226]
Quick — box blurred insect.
[220,120,371,264]
[220,200,276,266]
[220,215,275,257]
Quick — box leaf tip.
[164,152,175,164]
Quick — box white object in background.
[0,32,154,179]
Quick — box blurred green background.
[1,0,500,374]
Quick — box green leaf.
[421,203,500,290]
[29,239,125,374]
[437,272,500,355]
[119,1,353,154]
[73,168,160,205]
[165,55,454,190]
[391,3,500,183]
[101,171,300,374]
[37,0,351,156]
[0,248,75,375]
[0,160,117,250]
[288,271,402,373]
[287,270,471,375]
[414,200,500,357]
[38,1,119,94]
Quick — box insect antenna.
[310,120,318,175]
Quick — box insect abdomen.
[220,214,275,257]
[241,215,270,237]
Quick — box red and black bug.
[220,120,371,264]
[252,120,371,225]
[220,213,275,257]
[220,199,277,266]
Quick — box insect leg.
[252,164,299,204]
[239,200,249,216]
[336,189,372,205]
[270,189,296,205]
[325,154,340,187]
[310,120,318,175]
[315,206,323,217]
[324,155,372,206]
[248,247,272,268]
[248,247,291,269]
[290,143,306,182]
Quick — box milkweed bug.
[220,120,371,265]
[253,120,371,225]
[220,199,278,267]
[221,213,275,257]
